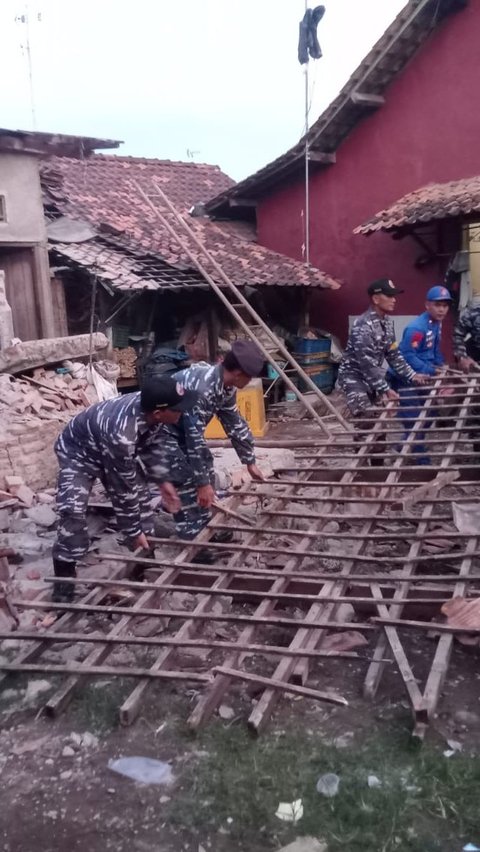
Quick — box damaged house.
[42,153,340,387]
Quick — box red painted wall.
[256,2,479,346]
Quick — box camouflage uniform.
[160,362,256,538]
[453,305,480,449]
[338,308,416,458]
[53,392,183,561]
[453,305,480,362]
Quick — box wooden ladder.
[132,180,350,436]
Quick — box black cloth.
[298,6,325,65]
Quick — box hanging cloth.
[298,5,326,65]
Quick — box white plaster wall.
[0,154,47,243]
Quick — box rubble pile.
[0,369,94,425]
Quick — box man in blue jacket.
[389,285,452,462]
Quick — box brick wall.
[0,418,63,492]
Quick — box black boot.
[52,558,76,603]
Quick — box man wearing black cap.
[161,339,266,540]
[338,279,426,462]
[51,376,199,602]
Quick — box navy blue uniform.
[53,393,186,561]
[161,363,256,538]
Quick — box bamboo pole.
[0,631,374,661]
[41,575,470,607]
[149,536,480,563]
[12,598,377,632]
[98,553,480,585]
[212,666,348,706]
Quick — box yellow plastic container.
[204,378,268,439]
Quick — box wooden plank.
[0,561,129,688]
[42,576,468,607]
[0,662,209,681]
[363,382,475,701]
[118,490,278,725]
[350,91,386,107]
[421,536,479,721]
[370,583,424,711]
[190,411,397,731]
[0,630,378,661]
[247,394,437,733]
[100,554,480,586]
[149,537,480,564]
[213,666,348,706]
[372,616,480,634]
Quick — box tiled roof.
[354,175,480,234]
[206,0,468,211]
[50,237,206,291]
[43,155,339,290]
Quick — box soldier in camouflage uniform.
[52,376,199,603]
[454,301,480,452]
[338,279,426,463]
[161,340,266,541]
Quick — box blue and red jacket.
[397,311,445,376]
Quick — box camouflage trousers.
[338,375,387,460]
[52,449,154,562]
[158,432,214,540]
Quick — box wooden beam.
[350,91,386,107]
[308,151,337,165]
[228,198,257,208]
[213,666,348,706]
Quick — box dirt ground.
[2,405,480,851]
[1,627,480,852]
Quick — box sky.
[0,1,406,180]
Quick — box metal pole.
[304,14,310,266]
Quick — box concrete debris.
[24,679,52,702]
[452,502,480,536]
[132,616,169,637]
[442,597,480,632]
[0,533,50,555]
[0,332,109,374]
[212,447,295,489]
[278,839,327,852]
[62,746,75,758]
[36,491,55,504]
[24,505,57,527]
[321,631,369,655]
[333,604,355,624]
[11,736,51,756]
[69,731,99,750]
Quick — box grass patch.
[168,720,480,851]
[68,678,130,733]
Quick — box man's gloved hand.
[197,484,215,508]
